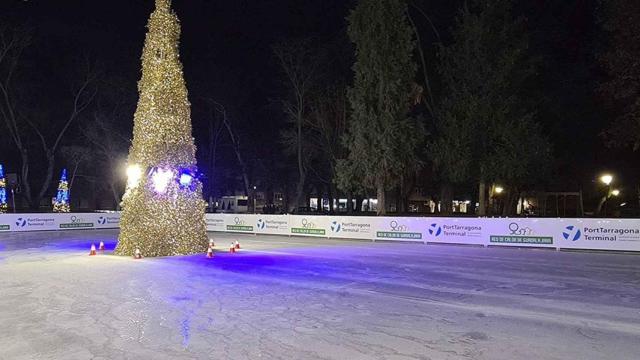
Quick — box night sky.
[0,0,636,208]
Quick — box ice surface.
[1,230,639,359]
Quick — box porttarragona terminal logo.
[490,222,553,245]
[98,216,107,225]
[227,217,253,232]
[376,220,422,239]
[330,221,342,233]
[257,218,266,229]
[428,223,442,237]
[291,218,325,235]
[16,217,27,227]
[574,225,640,242]
[562,225,581,241]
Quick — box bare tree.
[60,145,92,193]
[202,98,227,206]
[81,85,131,210]
[274,40,318,210]
[205,99,254,212]
[306,85,349,212]
[0,25,98,208]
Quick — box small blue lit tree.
[53,169,70,213]
[0,164,7,213]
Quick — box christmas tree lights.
[53,169,70,213]
[0,164,7,213]
[116,0,208,257]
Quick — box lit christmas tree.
[53,168,70,213]
[0,164,7,213]
[116,0,208,257]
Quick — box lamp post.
[253,185,257,214]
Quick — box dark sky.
[0,0,636,205]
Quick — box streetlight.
[600,174,613,186]
[494,186,504,194]
[596,173,619,216]
[253,186,257,214]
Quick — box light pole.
[253,185,257,214]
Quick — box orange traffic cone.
[89,244,97,256]
[209,238,215,248]
[98,242,105,251]
[229,243,236,253]
[134,248,142,259]
[207,246,214,258]
[234,240,240,250]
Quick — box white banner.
[0,213,120,232]
[374,217,425,242]
[255,215,290,236]
[288,215,331,237]
[3,212,640,252]
[423,217,486,245]
[325,216,375,240]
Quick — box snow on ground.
[1,230,639,360]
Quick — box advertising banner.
[222,214,258,233]
[325,216,375,240]
[94,213,121,229]
[0,213,120,232]
[289,215,331,237]
[553,218,640,252]
[205,213,226,232]
[255,215,290,236]
[3,212,640,252]
[374,217,424,242]
[485,218,557,248]
[422,217,486,245]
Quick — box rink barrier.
[208,214,640,252]
[0,213,120,232]
[2,212,640,252]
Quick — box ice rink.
[1,229,639,360]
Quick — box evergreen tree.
[117,0,207,257]
[337,0,421,215]
[52,169,70,213]
[431,0,550,215]
[0,164,7,213]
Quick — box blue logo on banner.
[98,216,107,225]
[562,225,581,241]
[428,223,442,236]
[16,218,27,227]
[331,221,342,233]
[257,219,266,229]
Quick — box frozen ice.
[1,230,639,359]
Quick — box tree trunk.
[596,195,607,216]
[328,184,335,214]
[478,181,487,216]
[440,183,453,215]
[376,179,386,215]
[19,150,33,208]
[501,189,511,217]
[293,174,305,210]
[355,197,362,213]
[31,153,55,211]
[110,182,121,210]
